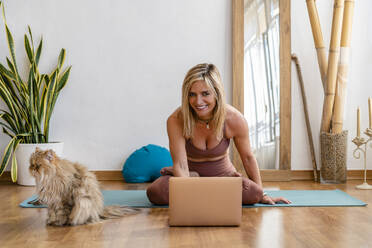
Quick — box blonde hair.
[181,63,226,140]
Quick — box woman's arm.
[167,114,190,177]
[230,112,262,187]
[230,109,291,204]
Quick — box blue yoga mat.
[19,189,366,208]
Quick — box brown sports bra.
[184,125,234,177]
[185,124,230,160]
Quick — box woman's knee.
[242,178,263,204]
[146,176,170,205]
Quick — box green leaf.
[1,1,6,24]
[0,81,21,129]
[35,37,42,66]
[43,74,50,88]
[5,24,22,84]
[49,90,60,124]
[2,126,14,138]
[28,68,37,142]
[27,25,34,50]
[57,66,71,91]
[6,57,15,74]
[0,137,15,176]
[6,57,25,95]
[0,121,15,135]
[34,73,42,119]
[32,111,41,134]
[3,58,24,106]
[39,75,49,121]
[0,74,19,107]
[43,71,58,141]
[57,48,65,69]
[0,62,15,80]
[11,139,21,182]
[38,74,45,87]
[24,34,33,63]
[0,109,17,133]
[11,148,17,182]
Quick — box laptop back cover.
[169,177,242,226]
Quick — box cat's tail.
[100,205,140,219]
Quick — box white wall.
[0,0,231,170]
[1,0,371,172]
[291,0,372,170]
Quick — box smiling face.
[188,80,216,120]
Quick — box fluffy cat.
[29,148,139,226]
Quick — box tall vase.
[15,142,64,186]
[320,131,348,184]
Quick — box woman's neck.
[196,117,213,129]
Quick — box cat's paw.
[46,218,57,226]
[47,216,68,226]
[47,219,68,226]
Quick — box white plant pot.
[15,142,64,186]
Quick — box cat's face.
[29,148,57,178]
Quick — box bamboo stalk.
[320,0,345,133]
[332,0,354,133]
[340,0,355,48]
[292,54,318,182]
[331,50,348,133]
[306,0,327,92]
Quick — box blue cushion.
[122,144,173,183]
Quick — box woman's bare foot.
[160,166,174,176]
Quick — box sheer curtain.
[244,0,280,169]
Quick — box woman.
[146,63,290,205]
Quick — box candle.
[369,98,372,129]
[357,107,361,137]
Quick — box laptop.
[169,177,242,226]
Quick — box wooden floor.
[1,180,371,248]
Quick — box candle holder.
[352,128,372,189]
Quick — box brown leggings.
[146,174,263,205]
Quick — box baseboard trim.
[0,171,124,182]
[289,170,372,181]
[1,170,371,182]
[94,171,124,181]
[261,170,291,181]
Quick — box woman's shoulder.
[225,104,247,136]
[225,104,245,123]
[167,107,183,127]
[167,107,185,139]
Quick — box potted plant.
[0,1,71,185]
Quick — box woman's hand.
[160,167,199,177]
[189,171,200,177]
[227,171,242,177]
[260,195,292,205]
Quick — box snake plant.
[0,1,71,182]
